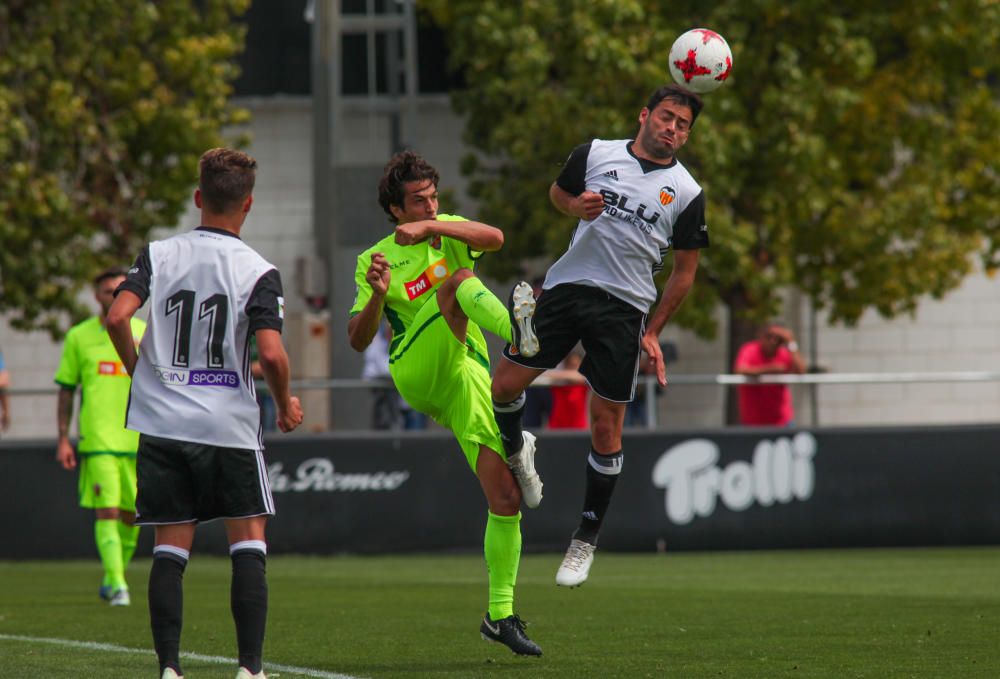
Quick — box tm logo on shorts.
[153,366,240,388]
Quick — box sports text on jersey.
[600,189,661,234]
[153,365,240,388]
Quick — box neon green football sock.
[456,278,513,344]
[484,511,522,620]
[95,519,126,590]
[118,521,140,573]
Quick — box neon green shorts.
[78,453,137,511]
[389,295,506,471]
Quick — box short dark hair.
[646,84,703,126]
[93,267,128,287]
[378,150,440,223]
[198,148,257,214]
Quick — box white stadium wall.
[2,97,998,438]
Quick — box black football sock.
[493,392,526,456]
[149,548,188,676]
[231,545,268,674]
[572,449,623,545]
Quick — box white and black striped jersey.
[118,227,284,449]
[544,139,709,312]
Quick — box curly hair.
[377,150,440,223]
[199,147,257,214]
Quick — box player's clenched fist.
[394,220,431,245]
[573,190,606,221]
[277,396,304,433]
[367,252,391,295]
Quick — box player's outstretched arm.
[107,290,143,376]
[396,219,503,252]
[255,328,303,433]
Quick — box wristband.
[787,341,799,352]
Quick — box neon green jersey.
[54,316,146,454]
[350,214,488,354]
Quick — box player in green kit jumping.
[55,267,146,606]
[349,151,543,656]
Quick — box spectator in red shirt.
[546,351,589,430]
[733,322,806,426]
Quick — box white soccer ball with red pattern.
[668,28,733,94]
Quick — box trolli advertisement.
[4,425,999,558]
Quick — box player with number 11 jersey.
[119,229,283,450]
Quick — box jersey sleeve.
[436,214,484,269]
[247,268,284,332]
[671,190,710,250]
[554,142,593,196]
[54,328,80,389]
[350,251,375,317]
[116,245,153,304]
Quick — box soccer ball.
[668,28,733,94]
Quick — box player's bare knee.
[440,268,474,295]
[491,372,519,403]
[591,418,622,452]
[490,481,522,515]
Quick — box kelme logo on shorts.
[404,258,450,301]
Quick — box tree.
[0,0,250,337]
[424,0,1000,374]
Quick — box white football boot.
[235,667,267,679]
[507,431,542,508]
[109,588,131,607]
[508,281,539,358]
[556,539,596,587]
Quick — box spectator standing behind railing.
[0,346,9,434]
[545,350,589,430]
[733,322,806,427]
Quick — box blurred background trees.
[424,0,1000,365]
[0,0,250,337]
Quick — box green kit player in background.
[55,267,146,606]
[348,150,544,656]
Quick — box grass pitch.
[1,547,997,678]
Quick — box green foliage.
[0,0,250,337]
[424,0,1000,339]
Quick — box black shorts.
[503,283,646,402]
[135,434,275,525]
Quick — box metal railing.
[9,370,1000,429]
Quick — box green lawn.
[1,547,997,678]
